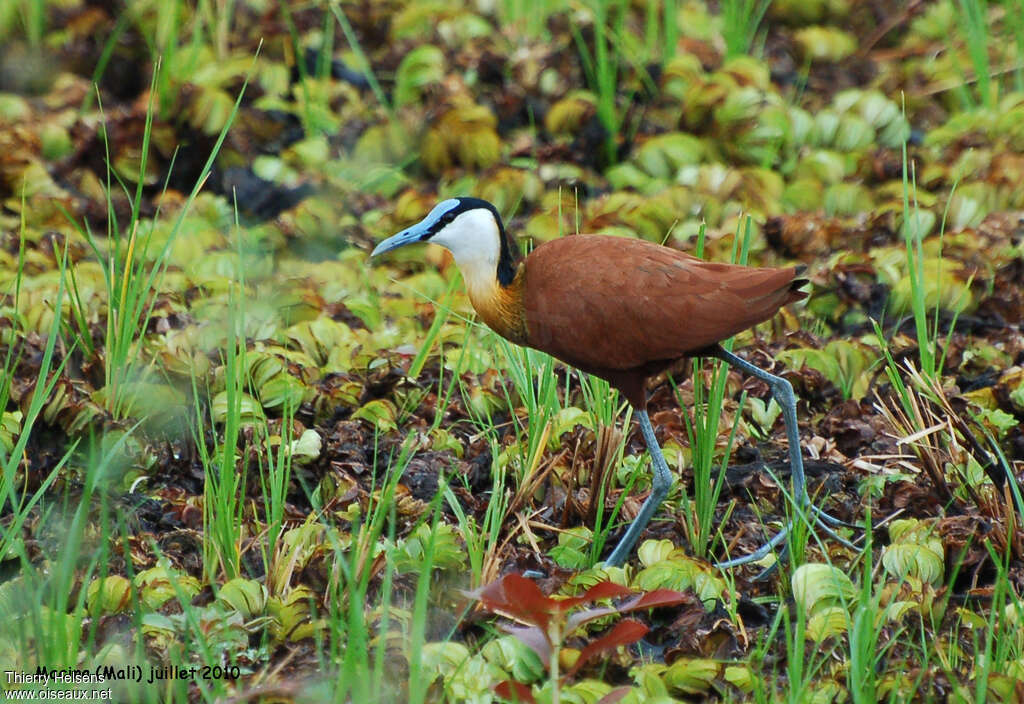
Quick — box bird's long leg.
[713,348,807,505]
[709,347,858,568]
[605,410,675,567]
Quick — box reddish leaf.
[472,574,556,630]
[554,580,635,612]
[597,687,634,704]
[567,619,649,677]
[494,680,537,704]
[618,588,691,613]
[567,587,692,632]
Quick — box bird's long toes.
[809,504,861,530]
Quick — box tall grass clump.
[193,279,248,581]
[572,0,627,163]
[675,218,753,559]
[497,0,557,39]
[441,324,516,585]
[1005,0,1024,92]
[323,436,431,702]
[1,238,75,569]
[648,0,679,62]
[1,425,143,681]
[954,0,994,108]
[721,0,771,59]
[874,118,969,462]
[66,60,248,421]
[1,0,45,45]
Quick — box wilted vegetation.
[2,0,1024,702]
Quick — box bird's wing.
[522,235,800,372]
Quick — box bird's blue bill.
[370,227,424,257]
[370,198,460,257]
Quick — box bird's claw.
[810,503,859,529]
[713,504,861,572]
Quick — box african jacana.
[371,197,851,568]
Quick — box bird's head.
[371,197,520,287]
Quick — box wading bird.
[371,197,851,568]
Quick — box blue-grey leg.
[605,409,675,567]
[711,348,858,569]
[713,349,808,506]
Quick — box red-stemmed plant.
[470,573,690,704]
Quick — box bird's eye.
[441,213,455,224]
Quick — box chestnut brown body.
[483,235,805,408]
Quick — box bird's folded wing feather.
[522,235,799,372]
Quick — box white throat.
[430,209,502,300]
